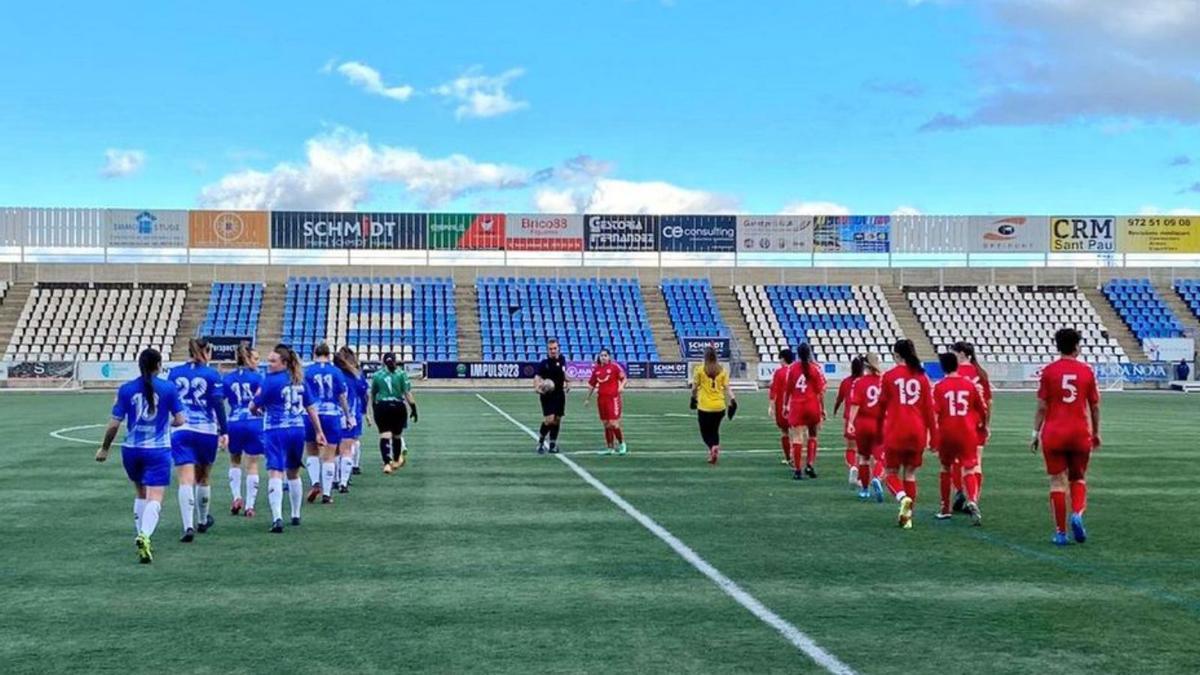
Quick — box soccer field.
[2,389,1198,674]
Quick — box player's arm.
[724,374,738,419]
[404,379,418,423]
[587,371,598,400]
[1087,377,1101,448]
[95,418,121,462]
[303,383,327,446]
[921,378,935,449]
[1031,398,1047,453]
[847,386,860,435]
[618,367,627,393]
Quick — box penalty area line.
[474,393,855,675]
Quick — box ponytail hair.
[382,352,398,373]
[235,341,256,368]
[138,348,162,414]
[188,337,210,363]
[274,343,303,385]
[952,340,989,389]
[863,352,882,375]
[850,355,864,379]
[893,339,924,374]
[334,346,360,377]
[797,342,815,378]
[703,346,720,379]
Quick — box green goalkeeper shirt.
[371,368,411,403]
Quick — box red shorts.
[1041,428,1092,480]
[937,435,979,469]
[854,421,882,460]
[597,396,622,422]
[787,403,821,429]
[975,426,989,447]
[885,447,924,470]
[773,407,788,432]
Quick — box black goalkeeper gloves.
[689,395,698,410]
[727,399,738,420]
[409,403,419,423]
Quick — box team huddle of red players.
[582,328,1099,545]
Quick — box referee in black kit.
[533,338,569,454]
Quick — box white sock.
[196,485,212,522]
[134,498,146,535]
[339,457,354,487]
[139,501,161,537]
[287,478,303,518]
[268,478,283,521]
[321,462,335,495]
[401,435,408,452]
[305,456,321,487]
[178,485,196,531]
[352,441,361,468]
[246,474,260,510]
[228,467,243,500]
[896,490,908,502]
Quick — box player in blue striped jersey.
[223,342,264,517]
[167,338,228,542]
[334,346,368,493]
[302,343,354,505]
[251,344,326,533]
[95,348,185,564]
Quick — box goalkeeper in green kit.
[370,352,418,474]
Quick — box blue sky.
[1,0,1198,215]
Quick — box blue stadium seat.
[1103,279,1183,343]
[198,282,263,340]
[661,279,729,357]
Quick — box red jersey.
[588,363,625,399]
[850,373,884,421]
[1038,357,1099,439]
[835,377,856,421]
[933,375,987,447]
[878,364,935,451]
[957,363,993,403]
[769,366,789,415]
[784,360,825,410]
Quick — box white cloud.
[1137,205,1200,216]
[100,148,146,178]
[432,67,528,119]
[535,178,738,215]
[891,205,923,216]
[779,201,852,216]
[331,61,414,101]
[921,0,1200,129]
[198,128,528,210]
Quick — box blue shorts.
[265,427,306,472]
[228,420,264,456]
[304,414,344,446]
[344,414,363,440]
[171,430,219,466]
[122,445,172,487]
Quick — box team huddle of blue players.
[96,338,405,564]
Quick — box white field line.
[50,423,106,445]
[474,393,855,675]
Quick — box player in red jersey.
[587,348,628,456]
[767,348,796,466]
[783,343,825,480]
[1032,328,1100,546]
[833,356,864,487]
[950,341,992,512]
[877,339,934,529]
[847,353,886,502]
[932,353,988,525]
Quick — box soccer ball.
[537,380,556,394]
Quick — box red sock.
[885,474,904,496]
[780,436,791,461]
[612,428,623,443]
[872,459,885,479]
[604,427,614,446]
[858,463,871,489]
[791,443,804,469]
[1070,481,1087,514]
[844,448,856,468]
[939,471,952,512]
[1050,491,1067,532]
[903,480,918,504]
[965,472,981,503]
[950,462,963,492]
[806,438,818,466]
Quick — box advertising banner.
[649,362,689,379]
[24,208,106,248]
[427,213,505,250]
[658,215,737,252]
[188,210,270,248]
[1050,216,1116,253]
[563,360,630,380]
[1142,337,1195,363]
[1118,216,1200,254]
[812,216,891,253]
[105,209,189,248]
[681,336,731,360]
[271,211,425,249]
[505,213,584,251]
[425,361,538,379]
[625,362,648,379]
[7,361,76,379]
[583,214,658,252]
[737,215,813,252]
[1023,361,1172,384]
[891,215,967,253]
[968,216,1047,253]
[203,336,253,361]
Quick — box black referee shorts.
[540,390,566,418]
[373,400,409,436]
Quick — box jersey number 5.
[1061,374,1078,403]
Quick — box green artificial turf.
[1,389,1197,673]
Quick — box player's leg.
[804,421,819,478]
[791,426,809,480]
[393,405,410,466]
[244,454,260,517]
[285,429,305,526]
[937,451,956,520]
[304,436,323,503]
[950,458,966,512]
[195,457,214,532]
[228,449,244,514]
[264,431,287,531]
[844,426,858,486]
[172,439,198,542]
[337,438,355,492]
[870,442,886,502]
[318,416,340,503]
[898,461,919,529]
[960,445,982,526]
[699,411,720,464]
[854,429,873,499]
[1067,448,1090,542]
